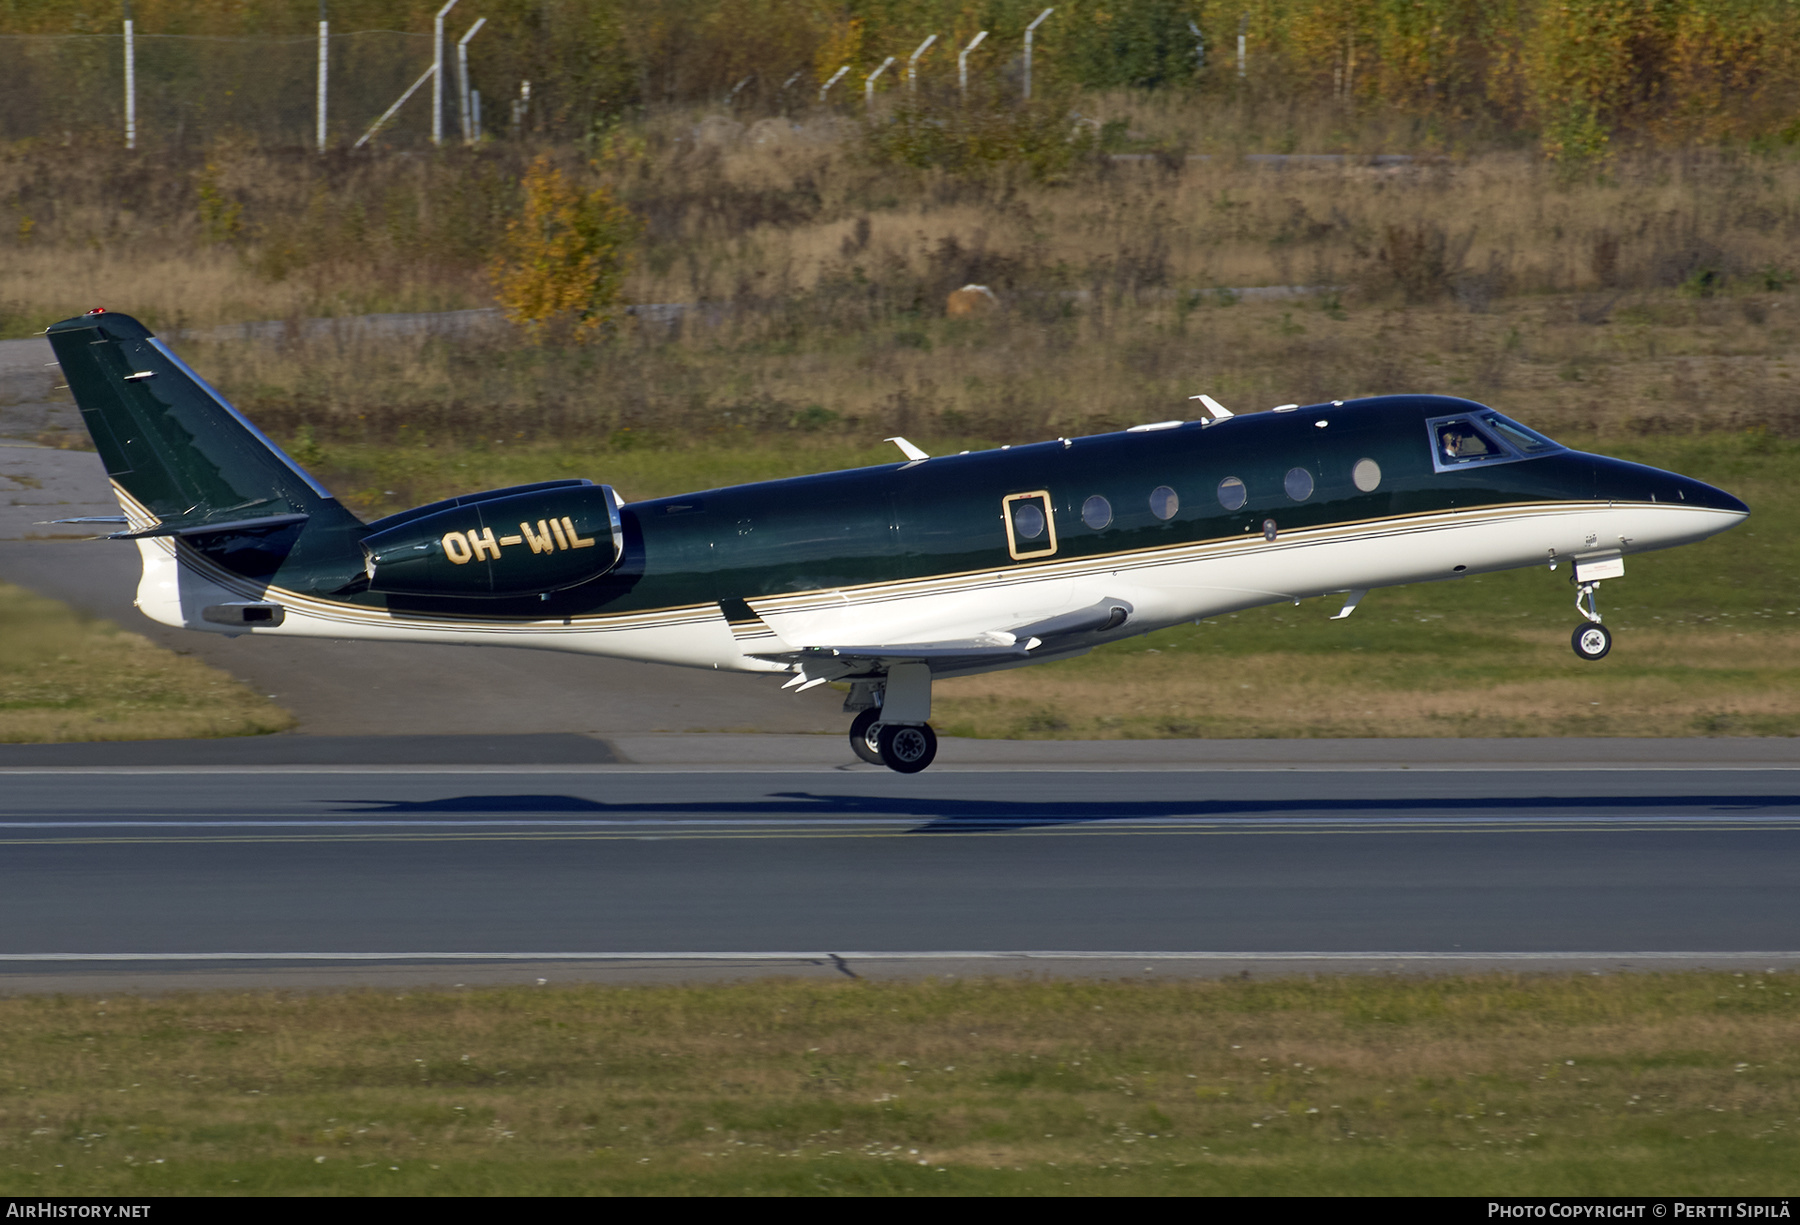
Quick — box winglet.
[885,436,929,461]
[1190,394,1233,420]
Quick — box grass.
[0,580,293,743]
[0,972,1795,1195]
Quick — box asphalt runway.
[6,334,1799,993]
[2,762,1798,991]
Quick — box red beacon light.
[85,307,106,315]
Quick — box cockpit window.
[1435,420,1497,462]
[1426,410,1563,473]
[1479,412,1560,454]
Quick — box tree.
[491,156,638,341]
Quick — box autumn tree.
[491,156,639,341]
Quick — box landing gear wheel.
[876,723,938,774]
[848,708,884,765]
[1572,623,1613,661]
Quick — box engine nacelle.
[362,483,624,598]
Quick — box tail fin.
[45,309,359,533]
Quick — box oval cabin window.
[1284,467,1314,502]
[1217,476,1247,511]
[1353,457,1382,492]
[1081,495,1112,530]
[1012,502,1046,540]
[1149,485,1179,521]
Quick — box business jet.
[46,309,1747,772]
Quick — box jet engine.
[361,480,624,598]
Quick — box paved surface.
[8,326,1800,994]
[1,761,1797,991]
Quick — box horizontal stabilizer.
[108,513,311,540]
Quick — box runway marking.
[0,951,1794,964]
[2,816,1799,845]
[1,811,1797,829]
[3,765,1800,776]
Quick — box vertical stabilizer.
[45,310,359,533]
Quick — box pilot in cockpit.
[1438,423,1494,462]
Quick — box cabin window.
[1284,467,1314,501]
[1352,458,1382,492]
[1217,476,1247,511]
[1081,495,1112,530]
[1149,485,1179,521]
[1001,491,1058,560]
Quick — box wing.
[753,598,1135,688]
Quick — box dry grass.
[0,973,1795,1195]
[0,580,293,743]
[8,131,1800,446]
[935,631,1800,741]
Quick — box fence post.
[865,56,895,109]
[1237,12,1247,80]
[458,17,486,145]
[317,1,329,152]
[907,35,936,93]
[122,0,135,150]
[1024,9,1053,102]
[432,0,459,146]
[819,65,850,105]
[958,31,987,100]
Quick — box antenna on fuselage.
[885,436,930,461]
[1189,394,1233,420]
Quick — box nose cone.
[1589,455,1749,518]
[1679,474,1749,517]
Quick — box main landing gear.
[1571,576,1613,661]
[847,708,939,773]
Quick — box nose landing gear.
[1571,578,1613,661]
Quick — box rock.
[946,284,1000,316]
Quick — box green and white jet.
[47,308,1748,772]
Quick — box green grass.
[1,973,1796,1195]
[0,581,294,743]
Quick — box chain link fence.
[0,29,508,149]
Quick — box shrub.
[490,155,639,341]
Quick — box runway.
[3,761,1798,990]
[4,366,1797,991]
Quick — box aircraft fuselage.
[127,394,1745,680]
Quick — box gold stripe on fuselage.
[114,480,1679,637]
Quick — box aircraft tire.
[1572,623,1613,661]
[849,708,885,765]
[877,723,937,774]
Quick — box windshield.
[1478,412,1561,454]
[1427,409,1564,472]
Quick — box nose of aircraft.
[1588,454,1749,517]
